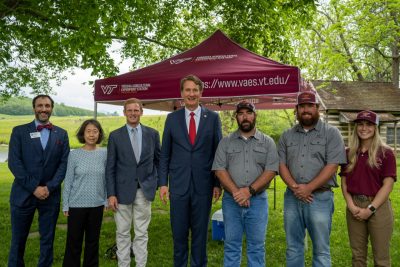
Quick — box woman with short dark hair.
[62,119,107,267]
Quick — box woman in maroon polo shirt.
[340,110,397,267]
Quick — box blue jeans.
[284,188,334,267]
[222,191,268,267]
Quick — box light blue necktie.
[131,128,140,163]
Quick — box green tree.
[220,110,294,142]
[294,0,400,86]
[1,0,315,99]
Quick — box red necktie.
[37,123,53,131]
[189,112,196,145]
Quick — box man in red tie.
[159,75,223,267]
[189,111,196,145]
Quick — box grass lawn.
[1,161,399,266]
[0,115,399,266]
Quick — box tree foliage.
[219,110,294,142]
[294,0,400,87]
[1,0,315,99]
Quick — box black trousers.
[63,206,104,267]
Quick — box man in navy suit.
[159,75,223,267]
[8,95,70,267]
[106,98,160,267]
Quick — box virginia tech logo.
[360,111,371,118]
[170,57,192,64]
[101,85,117,94]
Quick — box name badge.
[30,132,41,138]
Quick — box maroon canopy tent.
[95,30,302,112]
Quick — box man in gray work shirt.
[278,91,346,267]
[212,100,278,267]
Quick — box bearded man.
[8,95,70,267]
[212,100,278,267]
[278,91,346,267]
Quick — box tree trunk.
[392,35,399,88]
[391,10,399,88]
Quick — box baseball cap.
[236,100,256,113]
[297,91,319,105]
[354,110,379,125]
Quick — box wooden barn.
[311,80,400,153]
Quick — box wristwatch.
[367,204,376,214]
[248,185,257,196]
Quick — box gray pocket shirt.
[212,129,279,187]
[278,120,347,187]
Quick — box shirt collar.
[185,106,201,117]
[253,129,263,140]
[34,119,51,127]
[232,129,261,140]
[126,123,142,132]
[295,119,322,133]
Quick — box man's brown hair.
[180,75,203,92]
[123,98,143,111]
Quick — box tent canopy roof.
[95,30,301,111]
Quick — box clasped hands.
[292,184,314,203]
[33,186,49,200]
[347,205,372,221]
[233,187,251,207]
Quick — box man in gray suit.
[106,98,160,267]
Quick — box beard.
[35,111,51,123]
[238,118,256,132]
[297,111,319,127]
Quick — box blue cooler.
[211,209,225,241]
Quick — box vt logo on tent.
[101,85,117,94]
[170,57,192,64]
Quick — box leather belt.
[352,194,374,201]
[225,190,265,196]
[312,187,332,193]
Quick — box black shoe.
[105,244,118,260]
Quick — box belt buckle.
[355,195,368,201]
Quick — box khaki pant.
[346,196,393,267]
[114,189,152,267]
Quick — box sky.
[49,68,125,115]
[27,43,165,116]
[50,69,113,113]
